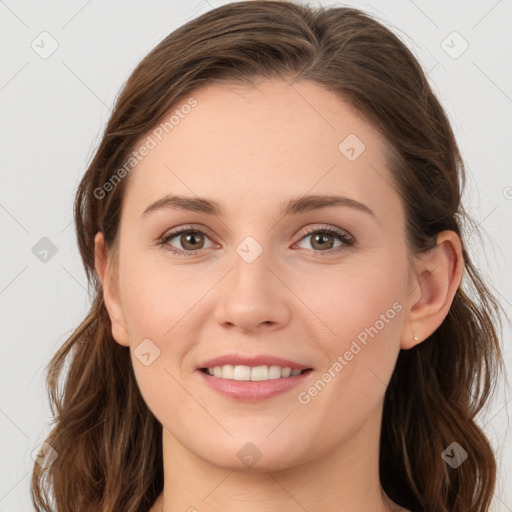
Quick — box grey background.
[1,1,511,510]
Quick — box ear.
[401,230,464,350]
[94,232,130,347]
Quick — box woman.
[30,2,505,511]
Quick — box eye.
[158,224,355,257]
[159,226,215,256]
[294,225,354,256]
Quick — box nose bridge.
[232,237,273,292]
[213,235,290,330]
[229,235,279,303]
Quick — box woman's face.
[100,79,418,470]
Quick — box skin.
[94,79,463,512]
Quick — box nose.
[213,246,291,333]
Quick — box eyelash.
[158,224,355,257]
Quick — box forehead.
[123,79,401,223]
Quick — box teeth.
[205,365,307,381]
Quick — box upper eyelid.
[161,224,216,242]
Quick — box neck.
[153,404,396,512]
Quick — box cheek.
[121,260,204,424]
[120,254,206,340]
[309,251,407,389]
[310,252,405,336]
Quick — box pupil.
[314,233,332,249]
[183,232,202,249]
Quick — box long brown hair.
[30,2,505,511]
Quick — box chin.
[196,436,307,472]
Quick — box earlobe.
[94,232,130,347]
[401,230,464,350]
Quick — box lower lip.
[197,369,314,401]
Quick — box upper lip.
[198,354,312,371]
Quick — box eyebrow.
[141,194,376,219]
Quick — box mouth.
[197,365,315,401]
[199,365,314,381]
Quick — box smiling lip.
[197,368,313,401]
[196,354,313,401]
[198,354,311,371]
